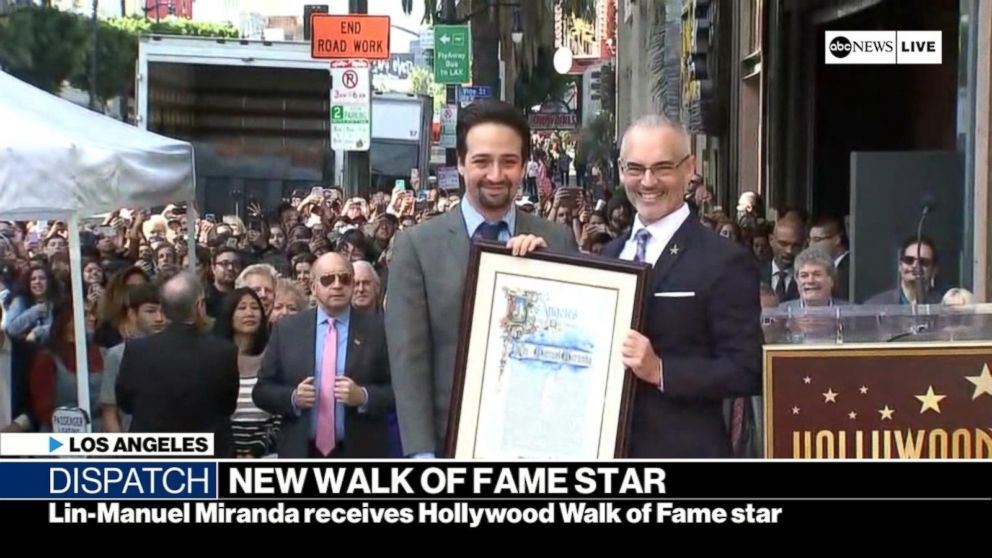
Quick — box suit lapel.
[344,309,364,381]
[603,231,629,259]
[302,308,318,381]
[514,208,535,237]
[650,217,698,289]
[446,204,471,286]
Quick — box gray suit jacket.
[384,204,578,456]
[864,288,942,306]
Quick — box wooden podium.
[763,342,992,459]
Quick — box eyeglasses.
[318,272,352,287]
[901,255,933,268]
[622,154,691,180]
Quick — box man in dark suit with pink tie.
[253,253,394,458]
[602,115,763,458]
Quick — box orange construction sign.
[311,14,391,60]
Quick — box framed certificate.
[445,241,652,459]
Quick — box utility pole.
[343,0,370,196]
[441,0,458,168]
[88,0,99,111]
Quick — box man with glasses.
[205,247,242,318]
[865,236,942,305]
[254,253,393,458]
[601,115,762,458]
[808,215,850,302]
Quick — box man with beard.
[385,100,577,458]
[205,248,242,318]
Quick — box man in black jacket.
[116,272,239,457]
[603,115,763,458]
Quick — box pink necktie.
[315,319,337,456]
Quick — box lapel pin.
[669,243,681,256]
[353,339,362,346]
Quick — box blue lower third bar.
[0,462,216,499]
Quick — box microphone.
[914,193,936,305]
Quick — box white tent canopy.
[0,70,196,431]
[0,70,194,219]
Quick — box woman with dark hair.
[213,288,279,458]
[94,266,149,348]
[82,256,106,312]
[28,299,103,431]
[715,218,742,243]
[4,264,59,344]
[82,257,106,290]
[336,228,371,263]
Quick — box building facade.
[615,0,991,299]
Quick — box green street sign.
[434,24,471,84]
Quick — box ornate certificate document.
[448,243,651,459]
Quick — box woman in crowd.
[235,264,278,318]
[213,288,279,458]
[4,263,59,345]
[94,267,149,348]
[28,299,103,432]
[270,279,307,324]
[716,218,742,243]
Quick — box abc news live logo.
[826,31,941,64]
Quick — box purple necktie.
[633,228,652,263]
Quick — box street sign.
[419,27,435,50]
[458,85,493,105]
[434,24,471,84]
[331,60,371,151]
[440,104,458,148]
[52,407,88,434]
[303,4,328,41]
[438,166,461,191]
[311,14,391,60]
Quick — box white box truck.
[136,35,432,217]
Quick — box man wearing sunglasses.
[385,100,578,459]
[254,253,394,458]
[865,236,942,305]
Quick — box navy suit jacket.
[253,307,394,458]
[603,216,763,457]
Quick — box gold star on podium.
[822,388,838,403]
[848,411,857,420]
[859,386,869,395]
[803,376,812,385]
[792,406,800,415]
[965,364,992,400]
[878,406,894,420]
[915,386,946,414]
